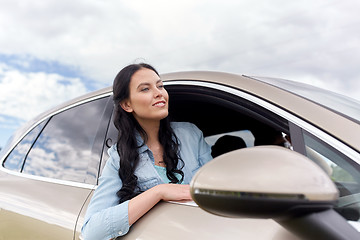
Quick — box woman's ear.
[120,100,133,113]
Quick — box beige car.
[1,71,360,239]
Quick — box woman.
[81,63,212,239]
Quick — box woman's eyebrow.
[136,82,150,89]
[136,80,162,89]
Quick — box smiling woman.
[81,63,213,239]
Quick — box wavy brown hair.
[112,63,184,203]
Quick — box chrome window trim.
[0,92,112,190]
[0,166,97,189]
[165,81,360,164]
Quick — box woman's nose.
[154,88,163,98]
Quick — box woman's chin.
[159,112,169,120]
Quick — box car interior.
[166,84,290,147]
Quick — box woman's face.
[121,68,169,124]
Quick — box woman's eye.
[141,87,149,92]
[158,85,164,89]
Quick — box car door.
[0,95,113,240]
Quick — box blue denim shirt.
[81,122,212,240]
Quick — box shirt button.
[118,231,123,235]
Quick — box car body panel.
[0,170,93,239]
[122,201,299,240]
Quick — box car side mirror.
[190,146,339,219]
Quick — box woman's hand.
[154,184,192,202]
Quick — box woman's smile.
[153,100,166,107]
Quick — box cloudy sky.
[0,0,359,148]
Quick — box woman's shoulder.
[170,122,202,137]
[171,121,199,131]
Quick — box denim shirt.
[81,122,212,240]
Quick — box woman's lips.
[153,101,166,107]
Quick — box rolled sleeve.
[108,200,130,237]
[82,201,130,240]
[82,146,130,240]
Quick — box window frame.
[164,81,359,162]
[0,92,113,189]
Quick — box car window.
[21,97,109,184]
[302,131,360,223]
[303,132,360,194]
[3,120,47,171]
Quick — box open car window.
[166,84,290,143]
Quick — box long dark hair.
[112,63,184,203]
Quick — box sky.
[0,0,360,148]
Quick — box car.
[1,71,360,239]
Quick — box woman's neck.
[138,120,165,166]
[138,119,161,145]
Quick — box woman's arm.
[82,145,192,240]
[128,184,192,225]
[81,152,130,240]
[82,183,191,240]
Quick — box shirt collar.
[135,130,149,154]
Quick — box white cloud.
[0,64,88,121]
[0,0,359,101]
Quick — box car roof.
[251,76,360,123]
